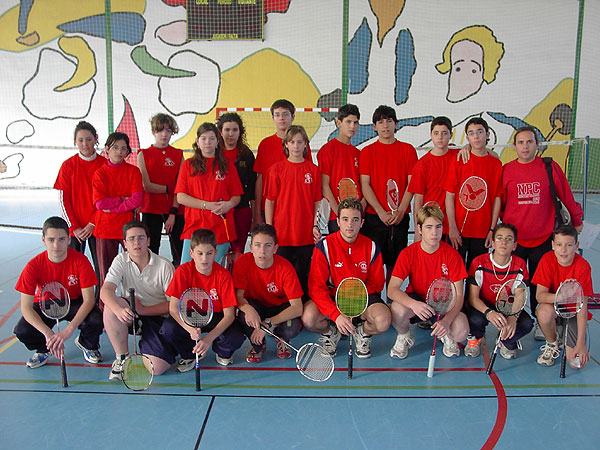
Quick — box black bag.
[543,157,571,229]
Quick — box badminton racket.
[554,279,584,378]
[387,179,400,240]
[426,277,457,378]
[260,325,334,382]
[458,176,487,233]
[486,279,529,375]
[39,281,70,388]
[337,177,359,202]
[122,288,154,391]
[335,277,368,379]
[178,288,214,391]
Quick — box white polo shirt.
[105,250,174,309]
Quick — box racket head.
[426,277,456,315]
[495,279,529,317]
[337,178,359,201]
[423,201,441,208]
[458,176,487,211]
[335,277,368,319]
[178,288,214,329]
[39,281,70,320]
[386,179,399,211]
[122,354,154,391]
[296,342,335,382]
[554,279,584,319]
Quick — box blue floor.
[1,190,600,449]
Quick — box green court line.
[1,378,599,391]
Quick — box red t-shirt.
[139,145,183,215]
[309,232,385,321]
[532,252,593,296]
[443,153,502,239]
[92,161,144,239]
[359,139,417,215]
[15,248,98,303]
[174,158,243,243]
[166,261,237,313]
[408,149,458,234]
[502,157,583,247]
[317,138,362,220]
[468,253,529,306]
[54,153,105,234]
[254,133,312,210]
[392,241,467,298]
[264,159,322,246]
[232,253,303,307]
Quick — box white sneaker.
[319,325,341,356]
[109,356,126,381]
[354,324,372,359]
[216,354,233,366]
[177,358,195,373]
[464,335,482,358]
[390,329,414,359]
[537,341,560,366]
[534,322,545,341]
[499,342,517,360]
[441,335,460,358]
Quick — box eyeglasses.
[126,236,147,243]
[467,129,486,137]
[494,236,514,243]
[273,112,291,119]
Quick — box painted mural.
[0,0,593,186]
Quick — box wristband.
[484,308,493,319]
[313,225,319,229]
[166,185,169,194]
[488,228,494,233]
[169,207,178,215]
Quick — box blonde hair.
[436,25,504,84]
[416,205,444,227]
[282,125,309,158]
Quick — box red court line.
[0,301,20,329]
[0,336,16,345]
[480,340,508,450]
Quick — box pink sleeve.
[552,162,583,226]
[95,191,143,213]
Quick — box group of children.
[13,99,592,382]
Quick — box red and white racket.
[426,277,456,378]
[458,176,487,233]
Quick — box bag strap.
[542,157,562,220]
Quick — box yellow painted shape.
[0,0,145,52]
[369,0,405,46]
[0,337,18,355]
[501,78,574,171]
[173,48,321,152]
[55,36,96,91]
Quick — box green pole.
[341,0,349,105]
[570,0,584,139]
[105,0,114,133]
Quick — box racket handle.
[427,354,436,378]
[348,336,353,380]
[560,349,567,379]
[60,357,68,388]
[486,352,498,375]
[195,348,201,391]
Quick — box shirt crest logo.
[164,157,175,167]
[358,261,368,273]
[441,263,449,276]
[209,288,219,301]
[304,173,313,184]
[334,262,343,268]
[215,171,225,181]
[267,282,278,293]
[67,274,78,286]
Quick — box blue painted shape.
[18,0,35,35]
[395,29,416,105]
[57,12,146,45]
[348,17,372,95]
[328,116,434,147]
[488,111,545,149]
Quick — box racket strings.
[459,177,487,210]
[180,296,212,328]
[555,282,584,318]
[338,180,358,200]
[297,344,334,382]
[336,281,368,317]
[122,355,153,391]
[40,283,70,319]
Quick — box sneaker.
[534,322,545,341]
[216,354,233,366]
[177,358,195,373]
[276,340,292,359]
[441,335,460,358]
[246,342,266,363]
[390,329,414,359]
[464,335,482,358]
[537,341,560,366]
[499,342,517,360]
[319,325,341,356]
[26,351,50,369]
[74,335,102,364]
[109,356,126,381]
[354,324,372,359]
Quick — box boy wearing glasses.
[100,221,175,380]
[444,117,503,271]
[253,99,311,224]
[464,223,533,359]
